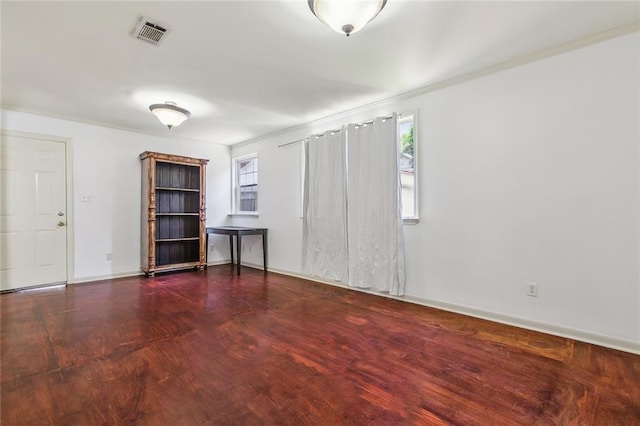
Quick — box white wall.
[229,32,640,350]
[1,110,231,281]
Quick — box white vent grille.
[133,17,168,46]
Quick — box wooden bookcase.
[140,151,209,277]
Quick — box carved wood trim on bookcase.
[199,159,207,267]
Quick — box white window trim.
[399,110,420,224]
[231,153,259,215]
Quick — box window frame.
[398,111,419,224]
[231,153,259,216]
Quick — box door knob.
[57,221,66,227]
[58,211,64,216]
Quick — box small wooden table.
[206,226,268,275]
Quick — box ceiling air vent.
[133,17,169,46]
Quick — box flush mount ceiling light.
[308,0,387,37]
[149,101,191,129]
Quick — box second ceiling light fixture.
[308,0,387,37]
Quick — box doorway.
[1,130,72,291]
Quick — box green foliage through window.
[401,125,414,157]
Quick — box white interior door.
[1,133,68,291]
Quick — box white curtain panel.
[347,115,406,295]
[302,130,349,282]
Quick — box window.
[299,113,417,221]
[398,113,418,222]
[233,154,258,214]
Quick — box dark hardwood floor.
[1,266,639,425]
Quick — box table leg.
[262,231,268,272]
[236,234,242,275]
[229,235,234,267]
[206,232,209,263]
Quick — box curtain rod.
[277,138,306,148]
[353,114,394,126]
[277,114,395,148]
[277,129,341,148]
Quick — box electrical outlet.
[527,282,538,297]
[106,253,112,261]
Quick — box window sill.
[228,213,260,218]
[403,218,419,225]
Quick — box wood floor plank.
[0,295,59,384]
[1,266,639,425]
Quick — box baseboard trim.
[264,265,640,356]
[206,260,231,267]
[71,270,143,284]
[72,261,232,284]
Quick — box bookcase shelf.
[155,187,201,192]
[140,151,209,277]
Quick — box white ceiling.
[2,1,639,146]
